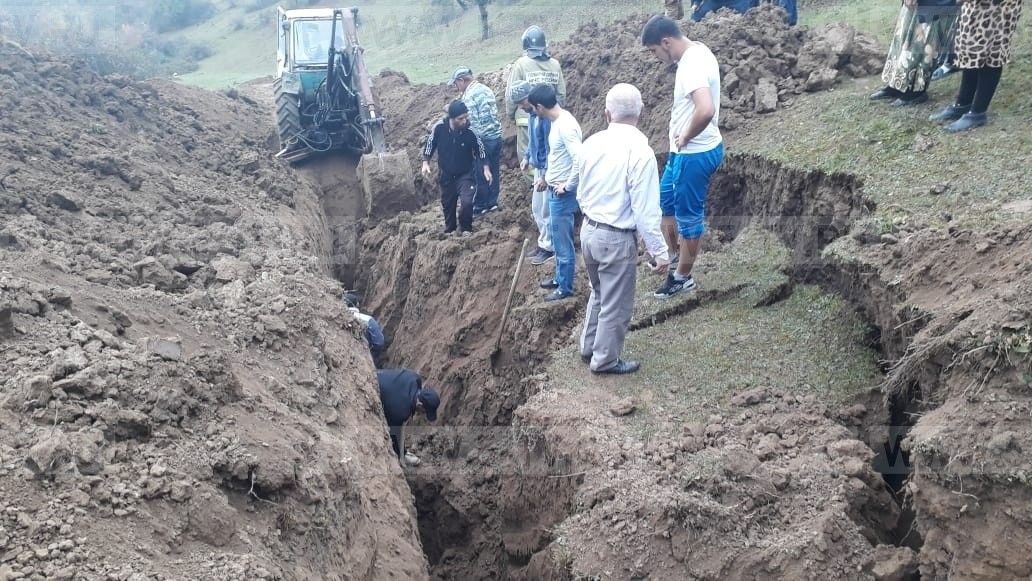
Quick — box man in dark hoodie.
[376,368,440,467]
[422,100,493,236]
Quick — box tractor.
[274,6,385,161]
[274,6,414,215]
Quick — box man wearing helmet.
[505,26,567,172]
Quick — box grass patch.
[548,227,882,440]
[798,0,898,44]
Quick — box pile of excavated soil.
[559,5,883,146]
[0,48,427,579]
[372,5,882,167]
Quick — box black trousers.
[389,425,402,458]
[440,172,476,233]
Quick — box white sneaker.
[404,452,422,466]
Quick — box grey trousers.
[579,222,638,371]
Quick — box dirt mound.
[519,384,901,579]
[371,6,882,180]
[0,49,427,579]
[827,220,1032,579]
[555,5,882,148]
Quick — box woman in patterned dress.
[929,0,1024,131]
[870,0,959,106]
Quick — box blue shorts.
[659,143,725,239]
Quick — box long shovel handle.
[495,239,529,352]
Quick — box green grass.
[798,0,898,44]
[731,15,1032,229]
[176,0,657,88]
[548,226,882,440]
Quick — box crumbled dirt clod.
[609,397,637,417]
[0,47,427,580]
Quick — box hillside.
[176,0,659,87]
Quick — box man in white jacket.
[576,84,670,374]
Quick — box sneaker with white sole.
[654,273,696,299]
[530,249,555,265]
[461,231,472,238]
[404,452,421,466]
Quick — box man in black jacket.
[422,100,493,236]
[376,368,440,466]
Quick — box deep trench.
[319,152,929,578]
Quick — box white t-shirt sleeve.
[678,65,710,97]
[563,121,584,190]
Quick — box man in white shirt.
[528,84,583,302]
[641,15,725,299]
[577,84,670,374]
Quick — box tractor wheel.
[273,77,302,151]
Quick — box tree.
[455,0,489,40]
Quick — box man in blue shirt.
[376,368,440,466]
[511,80,555,266]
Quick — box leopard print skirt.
[955,0,1024,69]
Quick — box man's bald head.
[605,83,644,124]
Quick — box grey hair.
[605,83,643,121]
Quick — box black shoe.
[443,227,456,235]
[944,112,987,133]
[870,87,903,101]
[930,63,958,82]
[890,91,928,107]
[580,354,592,364]
[592,359,641,375]
[540,278,559,289]
[530,249,555,266]
[929,103,969,123]
[654,273,696,299]
[544,289,574,302]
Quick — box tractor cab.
[273,6,384,161]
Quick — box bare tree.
[456,0,489,40]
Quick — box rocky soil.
[2,5,1030,581]
[0,49,427,579]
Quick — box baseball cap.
[509,80,532,103]
[418,388,440,422]
[447,67,473,86]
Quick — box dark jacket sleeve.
[423,121,442,161]
[471,129,487,163]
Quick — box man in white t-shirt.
[528,83,583,302]
[641,15,725,299]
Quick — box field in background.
[178,0,657,88]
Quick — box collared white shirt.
[576,122,668,261]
